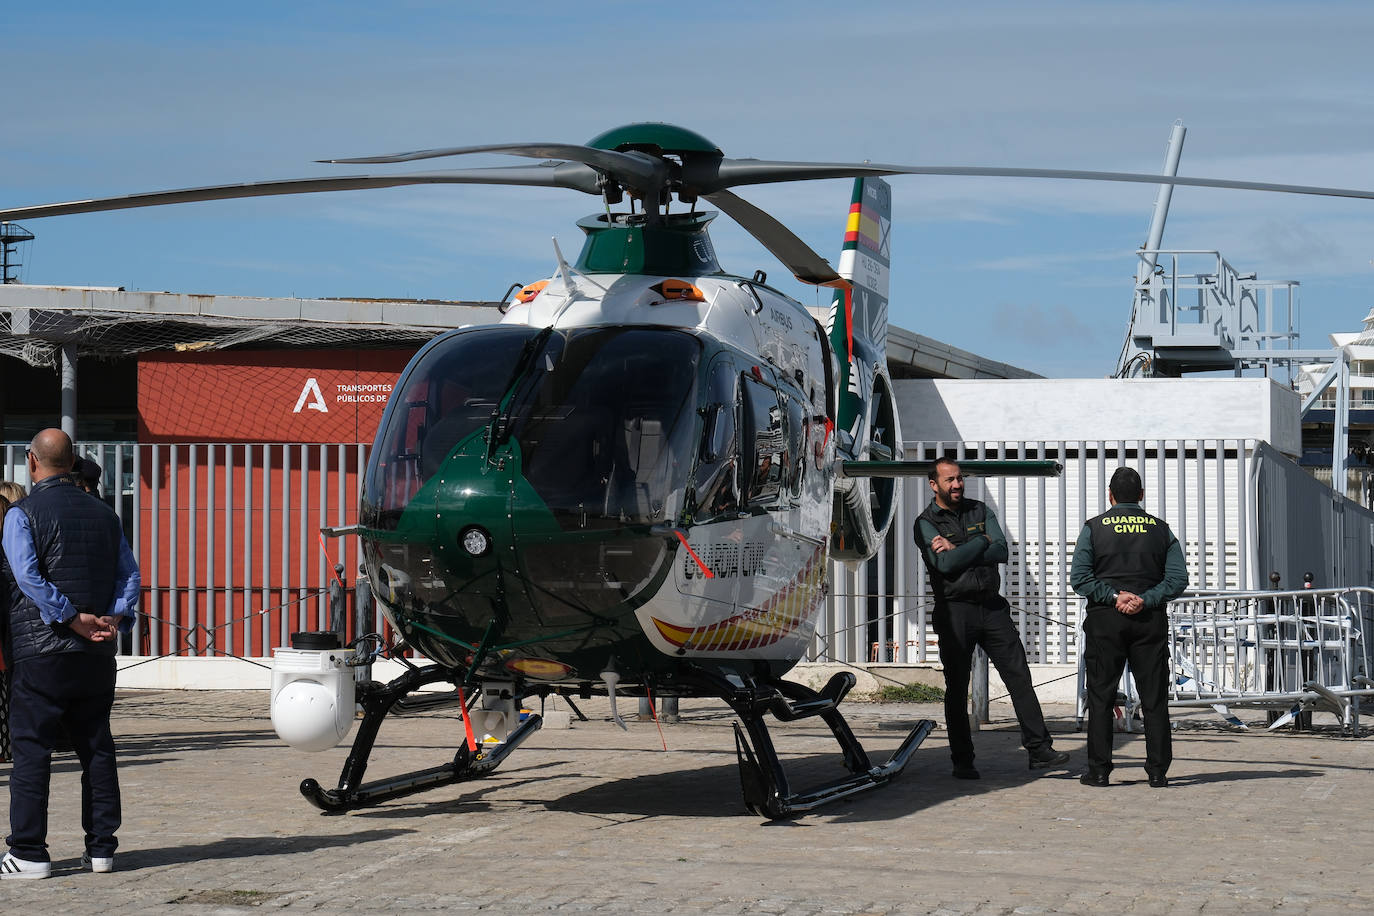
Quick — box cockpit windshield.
[363,325,543,528]
[362,324,700,531]
[506,327,700,528]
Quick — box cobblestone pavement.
[2,689,1371,914]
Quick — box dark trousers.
[0,667,10,760]
[7,653,121,862]
[1082,609,1171,778]
[935,600,1052,766]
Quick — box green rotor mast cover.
[586,123,721,155]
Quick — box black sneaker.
[1028,748,1070,770]
[951,764,981,779]
[1079,771,1110,787]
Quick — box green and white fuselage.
[360,211,842,688]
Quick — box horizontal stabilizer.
[839,459,1063,478]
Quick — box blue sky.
[4,1,1374,377]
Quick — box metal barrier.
[0,440,380,663]
[1076,587,1374,734]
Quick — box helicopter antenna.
[549,238,606,295]
[552,237,577,296]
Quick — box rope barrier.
[128,587,335,666]
[810,597,1081,701]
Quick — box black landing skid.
[300,664,541,813]
[719,671,935,819]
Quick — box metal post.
[353,568,373,681]
[1265,571,1282,725]
[59,343,77,439]
[1118,121,1187,375]
[1334,352,1350,496]
[1137,121,1187,287]
[328,564,346,639]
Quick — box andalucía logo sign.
[293,377,329,413]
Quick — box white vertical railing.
[824,439,1279,665]
[2,441,373,660]
[5,437,1369,668]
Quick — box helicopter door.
[737,373,827,655]
[691,359,740,523]
[677,357,742,615]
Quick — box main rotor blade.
[321,142,666,191]
[0,163,601,221]
[703,190,845,288]
[700,159,1374,201]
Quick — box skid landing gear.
[721,671,935,819]
[300,664,542,813]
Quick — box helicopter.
[5,123,1373,819]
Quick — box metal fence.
[2,441,376,661]
[4,435,1369,672]
[1084,586,1374,732]
[817,438,1374,668]
[1170,588,1374,698]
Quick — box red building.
[0,285,501,660]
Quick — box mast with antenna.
[1,221,35,283]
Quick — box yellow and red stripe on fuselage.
[636,514,828,661]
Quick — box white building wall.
[813,377,1374,671]
[823,438,1255,667]
[817,378,1306,668]
[896,378,1301,457]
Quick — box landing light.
[460,525,493,557]
[505,658,575,680]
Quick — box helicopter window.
[691,360,739,521]
[417,330,549,477]
[363,326,543,526]
[782,392,806,498]
[741,375,784,506]
[509,327,700,528]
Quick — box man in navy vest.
[0,429,139,879]
[1070,466,1187,788]
[915,457,1069,779]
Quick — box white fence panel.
[816,438,1321,666]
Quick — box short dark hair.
[927,456,959,482]
[1109,467,1143,503]
[73,456,102,483]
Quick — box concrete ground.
[1,689,1370,914]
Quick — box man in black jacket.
[1070,466,1187,788]
[915,457,1068,779]
[0,429,139,878]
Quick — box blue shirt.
[2,505,141,628]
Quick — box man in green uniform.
[1070,467,1188,788]
[915,457,1069,779]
